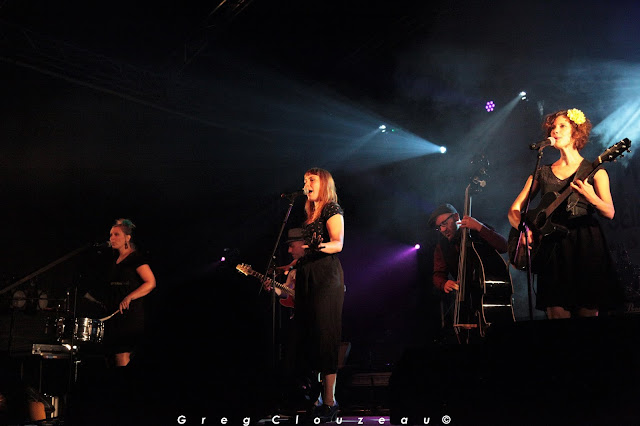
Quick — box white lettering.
[221,418,227,425]
[295,415,299,424]
[177,416,186,425]
[272,415,281,425]
[378,417,385,424]
[336,417,343,424]
[202,417,206,425]
[314,417,321,425]
[401,418,408,425]
[242,418,251,426]
[424,418,430,424]
[358,418,364,425]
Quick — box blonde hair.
[304,168,338,225]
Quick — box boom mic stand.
[516,147,546,320]
[263,193,300,369]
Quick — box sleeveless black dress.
[534,161,623,311]
[294,202,345,375]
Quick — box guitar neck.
[246,270,294,296]
[543,160,602,217]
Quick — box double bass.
[453,155,515,341]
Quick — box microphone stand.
[516,147,546,320]
[263,194,298,370]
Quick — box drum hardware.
[54,316,105,344]
[11,289,27,308]
[38,290,48,310]
[0,241,105,422]
[32,343,78,359]
[11,290,66,310]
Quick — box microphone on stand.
[93,241,111,254]
[280,189,308,199]
[529,137,556,150]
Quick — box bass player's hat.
[428,204,458,228]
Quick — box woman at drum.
[95,218,156,366]
[508,109,622,319]
[295,168,345,422]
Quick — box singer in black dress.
[293,168,344,421]
[508,109,623,318]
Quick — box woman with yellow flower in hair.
[508,109,623,319]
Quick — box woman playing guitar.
[508,108,624,319]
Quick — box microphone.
[280,189,308,199]
[93,241,111,248]
[530,137,556,150]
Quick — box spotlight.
[439,146,447,154]
[414,244,421,250]
[520,91,527,101]
[379,124,386,130]
[221,256,226,262]
[485,101,495,112]
[519,91,527,96]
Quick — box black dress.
[295,202,344,375]
[102,250,147,354]
[534,161,623,312]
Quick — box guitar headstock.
[599,138,632,163]
[469,154,490,194]
[236,263,253,276]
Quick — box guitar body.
[280,295,295,309]
[527,191,570,238]
[508,191,569,271]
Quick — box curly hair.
[542,109,592,150]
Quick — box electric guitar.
[236,263,295,308]
[509,138,631,270]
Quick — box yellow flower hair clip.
[567,108,586,125]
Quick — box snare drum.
[55,316,105,343]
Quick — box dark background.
[2,0,640,423]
